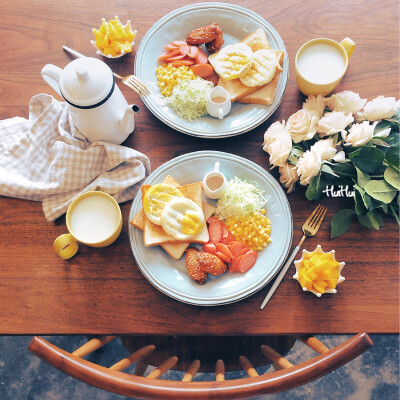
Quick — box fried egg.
[161,197,205,241]
[213,43,253,80]
[239,49,277,87]
[143,183,183,225]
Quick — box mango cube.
[294,248,343,295]
[92,17,136,56]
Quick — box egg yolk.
[180,213,202,236]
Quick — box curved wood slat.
[297,335,330,354]
[110,345,156,372]
[72,336,116,358]
[215,360,225,382]
[28,334,373,399]
[182,360,200,382]
[261,344,294,370]
[239,356,259,377]
[146,356,178,379]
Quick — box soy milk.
[70,195,120,243]
[297,43,345,84]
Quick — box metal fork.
[260,204,327,310]
[113,73,150,97]
[62,46,150,97]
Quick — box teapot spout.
[41,64,63,96]
[119,104,140,135]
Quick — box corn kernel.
[156,64,196,97]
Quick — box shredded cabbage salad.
[166,78,213,121]
[215,176,266,219]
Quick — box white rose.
[303,95,326,119]
[296,149,321,185]
[311,138,338,160]
[342,121,378,147]
[286,109,318,143]
[263,121,292,168]
[296,139,338,185]
[279,163,299,193]
[357,96,399,121]
[317,111,354,137]
[327,91,367,114]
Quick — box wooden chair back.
[29,333,373,399]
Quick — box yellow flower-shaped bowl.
[293,244,345,297]
[91,16,137,59]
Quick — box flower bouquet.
[262,91,400,237]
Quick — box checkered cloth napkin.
[0,94,150,221]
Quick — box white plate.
[129,151,293,306]
[134,2,288,138]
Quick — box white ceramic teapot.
[41,57,139,144]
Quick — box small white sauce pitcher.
[206,86,231,119]
[202,161,227,199]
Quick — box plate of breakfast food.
[129,151,293,306]
[135,3,288,138]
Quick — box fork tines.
[306,204,327,229]
[125,76,150,97]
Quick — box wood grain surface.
[0,0,398,334]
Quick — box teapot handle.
[41,64,63,96]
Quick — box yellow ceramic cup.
[295,37,356,96]
[53,191,122,259]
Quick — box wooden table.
[0,0,398,335]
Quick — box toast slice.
[240,28,271,52]
[131,202,215,259]
[208,29,284,103]
[141,181,209,247]
[237,56,284,105]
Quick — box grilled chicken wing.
[186,23,220,45]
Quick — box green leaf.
[330,162,356,179]
[384,166,400,189]
[305,173,328,201]
[287,145,304,166]
[331,209,356,238]
[364,180,397,204]
[355,167,370,188]
[349,147,385,174]
[321,163,339,178]
[384,136,400,172]
[375,119,393,133]
[357,211,384,230]
[354,185,367,215]
[371,138,391,148]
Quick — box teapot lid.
[59,57,114,108]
